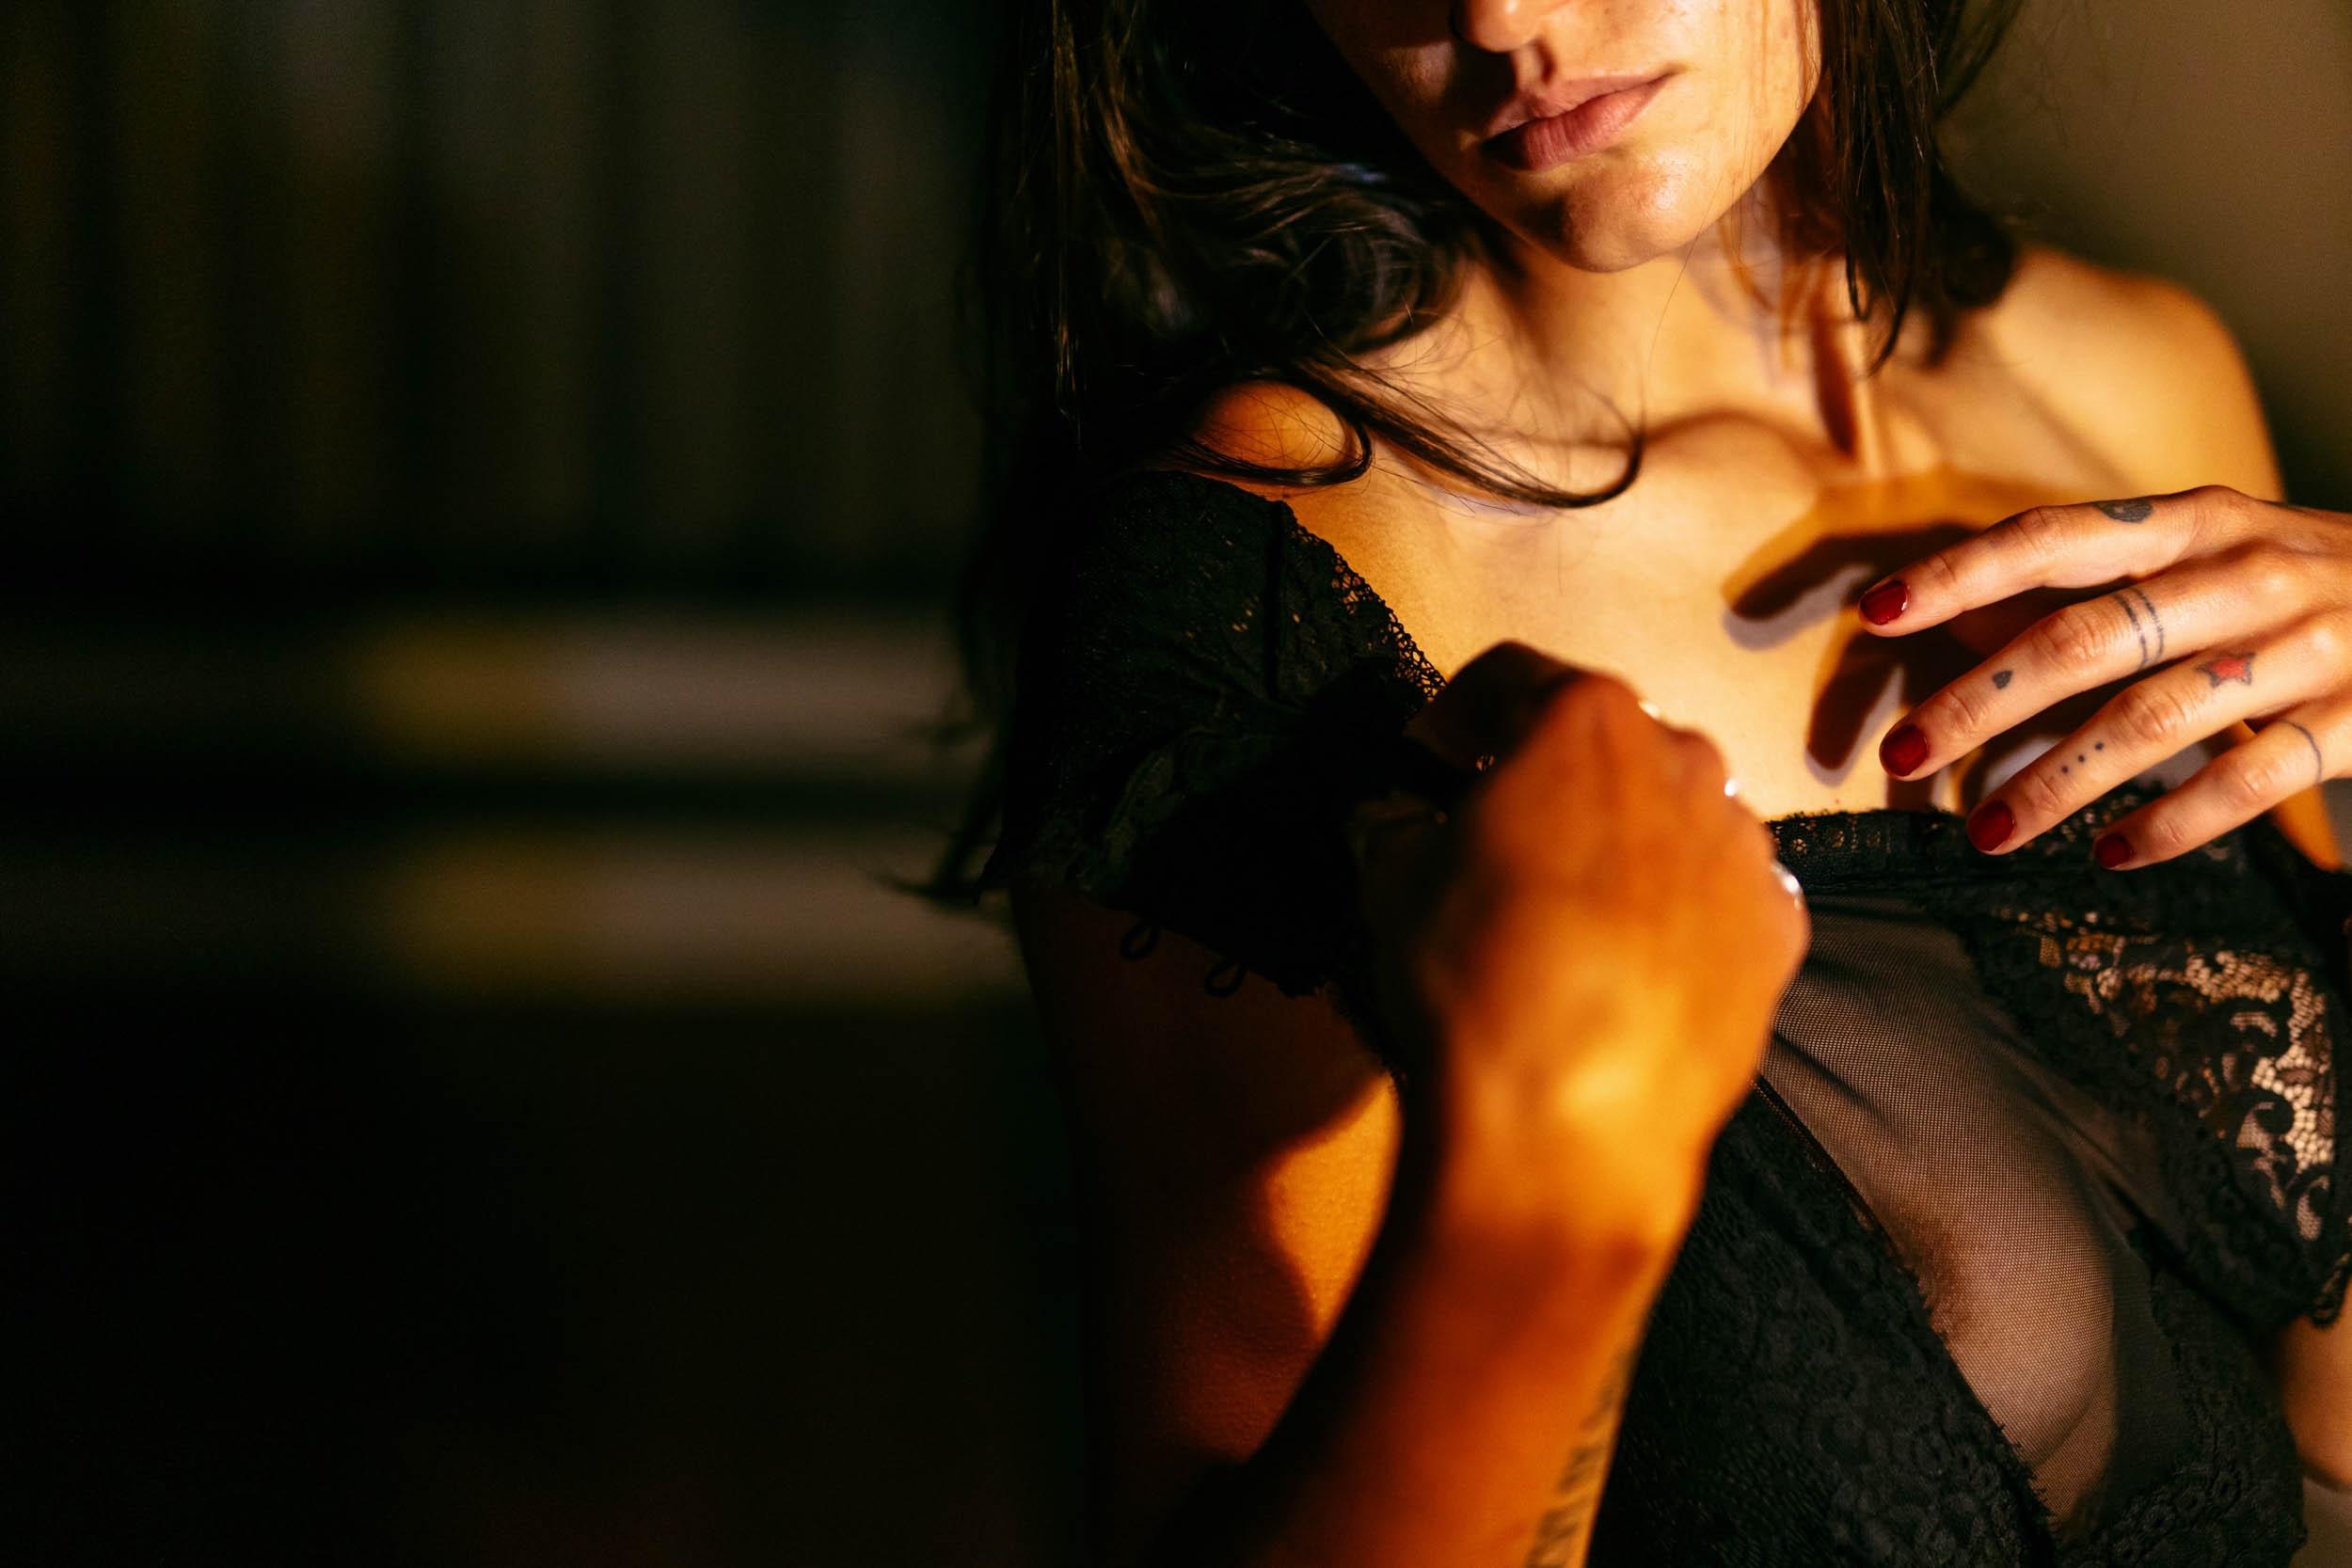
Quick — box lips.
[1485,75,1668,172]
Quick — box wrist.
[1400,1037,1710,1284]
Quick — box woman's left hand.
[1857,484,2352,867]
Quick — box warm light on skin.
[1285,0,1840,495]
[1300,0,1820,276]
[1278,2,2344,869]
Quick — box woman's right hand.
[1353,640,1810,1245]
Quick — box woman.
[927,0,2352,1562]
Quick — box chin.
[1496,156,1737,274]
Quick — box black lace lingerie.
[977,468,2351,1566]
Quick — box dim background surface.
[3,2,2348,1564]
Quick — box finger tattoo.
[2284,719,2325,784]
[1993,669,2013,689]
[2115,586,2166,671]
[2097,498,2155,522]
[2129,588,2165,662]
[2199,652,2256,687]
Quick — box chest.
[1323,390,2146,818]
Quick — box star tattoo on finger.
[2199,652,2256,688]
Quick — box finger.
[1877,552,2328,780]
[1405,639,1593,768]
[1853,487,2251,636]
[2089,695,2347,869]
[1952,613,2351,853]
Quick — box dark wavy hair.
[917,0,2021,906]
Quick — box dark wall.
[2,0,988,596]
[1951,0,2352,512]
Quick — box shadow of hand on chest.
[1722,470,2105,800]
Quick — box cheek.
[1346,43,1461,152]
[1761,0,1824,116]
[1300,0,1455,121]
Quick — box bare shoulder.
[1961,244,2283,499]
[1185,380,1358,483]
[1174,381,1459,660]
[1179,380,1447,538]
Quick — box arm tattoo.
[1520,1346,1638,1568]
[2283,720,2325,784]
[2200,652,2256,688]
[2097,498,2155,522]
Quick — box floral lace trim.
[1268,505,1449,702]
[2044,929,2335,1242]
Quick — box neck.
[1371,191,1862,486]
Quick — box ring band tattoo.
[2097,498,2155,522]
[2283,719,2325,784]
[2115,586,2166,671]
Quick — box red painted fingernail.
[1859,579,1909,626]
[2095,832,2132,868]
[1881,723,1929,776]
[1967,800,2014,852]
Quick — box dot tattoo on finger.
[1993,670,2012,689]
[2097,498,2155,522]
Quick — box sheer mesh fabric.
[983,468,2352,1565]
[1766,895,2197,1540]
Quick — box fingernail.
[1967,800,2014,853]
[1776,863,1804,901]
[1724,776,1742,800]
[1859,579,1909,626]
[2094,832,2132,868]
[1881,723,1929,776]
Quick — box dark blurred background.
[3,2,2347,1565]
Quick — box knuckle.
[2135,811,2190,859]
[1467,637,1542,674]
[1938,677,1997,737]
[2011,506,2073,564]
[2112,680,2194,746]
[2300,610,2351,667]
[1920,548,1963,593]
[2011,766,2072,821]
[1678,732,1730,787]
[2035,603,2114,672]
[2217,753,2285,814]
[1556,671,1643,734]
[2185,484,2253,544]
[2316,608,2352,665]
[2225,540,2302,607]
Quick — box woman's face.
[1301,0,1820,274]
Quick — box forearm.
[1138,1104,1692,1568]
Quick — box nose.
[1449,0,1572,54]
